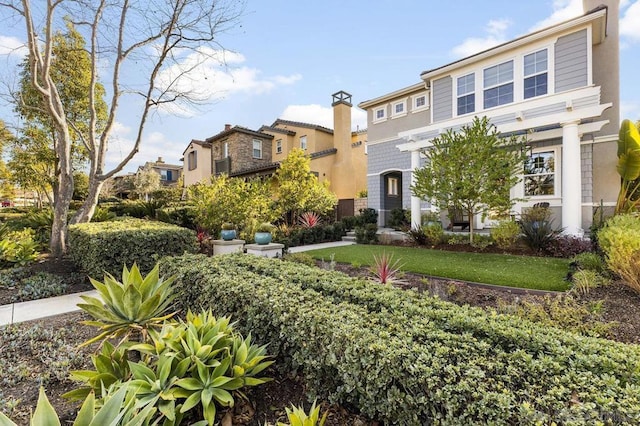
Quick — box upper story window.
[524,49,548,99]
[483,60,513,109]
[223,142,229,158]
[391,100,406,118]
[300,135,307,150]
[160,169,173,181]
[374,107,386,122]
[457,73,475,115]
[276,139,282,154]
[188,151,197,171]
[252,139,262,159]
[412,93,428,112]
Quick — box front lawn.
[306,245,571,291]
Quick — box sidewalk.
[0,240,356,326]
[0,290,98,326]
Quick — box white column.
[410,150,422,230]
[561,120,583,236]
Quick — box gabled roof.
[181,139,210,155]
[259,125,297,136]
[270,119,334,135]
[420,5,607,80]
[358,82,426,109]
[204,125,273,144]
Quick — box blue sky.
[1,0,639,174]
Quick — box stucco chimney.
[157,156,164,163]
[224,124,231,131]
[331,90,355,199]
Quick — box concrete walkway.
[0,290,98,326]
[0,240,356,326]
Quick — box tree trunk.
[468,207,474,244]
[71,177,104,224]
[50,167,73,258]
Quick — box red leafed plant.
[370,252,406,285]
[298,211,321,228]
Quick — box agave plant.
[298,211,321,228]
[277,400,328,426]
[370,252,406,285]
[78,262,177,347]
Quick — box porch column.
[410,149,422,229]
[561,120,582,236]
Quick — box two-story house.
[359,0,619,235]
[182,91,368,217]
[138,157,182,186]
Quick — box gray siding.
[368,140,411,175]
[555,29,588,92]
[432,76,453,122]
[581,143,593,203]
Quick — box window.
[457,73,475,115]
[252,139,262,159]
[300,135,307,150]
[374,107,386,121]
[276,139,282,154]
[413,94,428,111]
[223,142,229,158]
[188,151,197,170]
[387,177,399,196]
[392,100,406,117]
[483,60,513,109]
[160,170,173,181]
[524,49,548,99]
[524,151,555,196]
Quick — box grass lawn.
[306,245,571,291]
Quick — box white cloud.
[280,104,367,132]
[621,100,640,121]
[451,19,511,58]
[621,1,640,42]
[0,35,27,57]
[154,47,301,117]
[529,0,583,31]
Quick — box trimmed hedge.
[69,218,197,277]
[161,254,640,425]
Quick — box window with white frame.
[374,107,386,122]
[457,73,475,115]
[188,151,197,170]
[276,139,282,154]
[223,142,229,158]
[483,60,514,109]
[252,139,262,159]
[387,177,399,196]
[392,100,406,117]
[412,93,428,112]
[300,135,307,150]
[524,49,548,99]
[524,151,555,196]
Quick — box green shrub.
[68,218,197,277]
[13,272,68,303]
[490,219,520,248]
[571,252,607,274]
[422,223,444,245]
[357,208,378,226]
[89,206,117,222]
[571,269,608,295]
[161,254,640,425]
[0,230,39,268]
[388,208,409,230]
[156,205,197,229]
[519,206,558,252]
[354,223,378,244]
[340,216,357,231]
[598,214,640,292]
[446,233,470,245]
[283,252,317,267]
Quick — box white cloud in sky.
[529,0,583,31]
[280,104,367,132]
[621,100,640,121]
[451,19,511,58]
[155,47,301,117]
[621,1,640,42]
[0,35,26,57]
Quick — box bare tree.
[1,0,244,257]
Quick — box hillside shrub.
[156,205,197,229]
[598,213,640,292]
[162,254,640,425]
[490,219,520,249]
[422,223,444,246]
[68,218,197,277]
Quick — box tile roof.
[270,119,334,135]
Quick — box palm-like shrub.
[519,206,558,252]
[78,263,177,346]
[370,252,405,285]
[298,211,321,228]
[277,400,327,426]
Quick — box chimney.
[157,156,164,163]
[331,90,355,199]
[224,124,232,131]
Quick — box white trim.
[300,135,308,150]
[586,25,593,86]
[252,139,263,159]
[275,139,283,154]
[592,134,618,144]
[367,167,413,176]
[523,147,561,198]
[411,92,429,113]
[366,136,405,146]
[482,58,515,110]
[525,120,609,142]
[373,105,388,123]
[391,98,408,119]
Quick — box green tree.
[411,116,527,243]
[189,174,277,238]
[5,1,243,257]
[133,165,161,201]
[73,171,89,201]
[271,149,338,225]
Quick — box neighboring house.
[138,157,182,186]
[181,91,368,217]
[359,0,619,235]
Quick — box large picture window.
[483,61,513,109]
[524,49,548,99]
[457,73,475,115]
[524,151,555,196]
